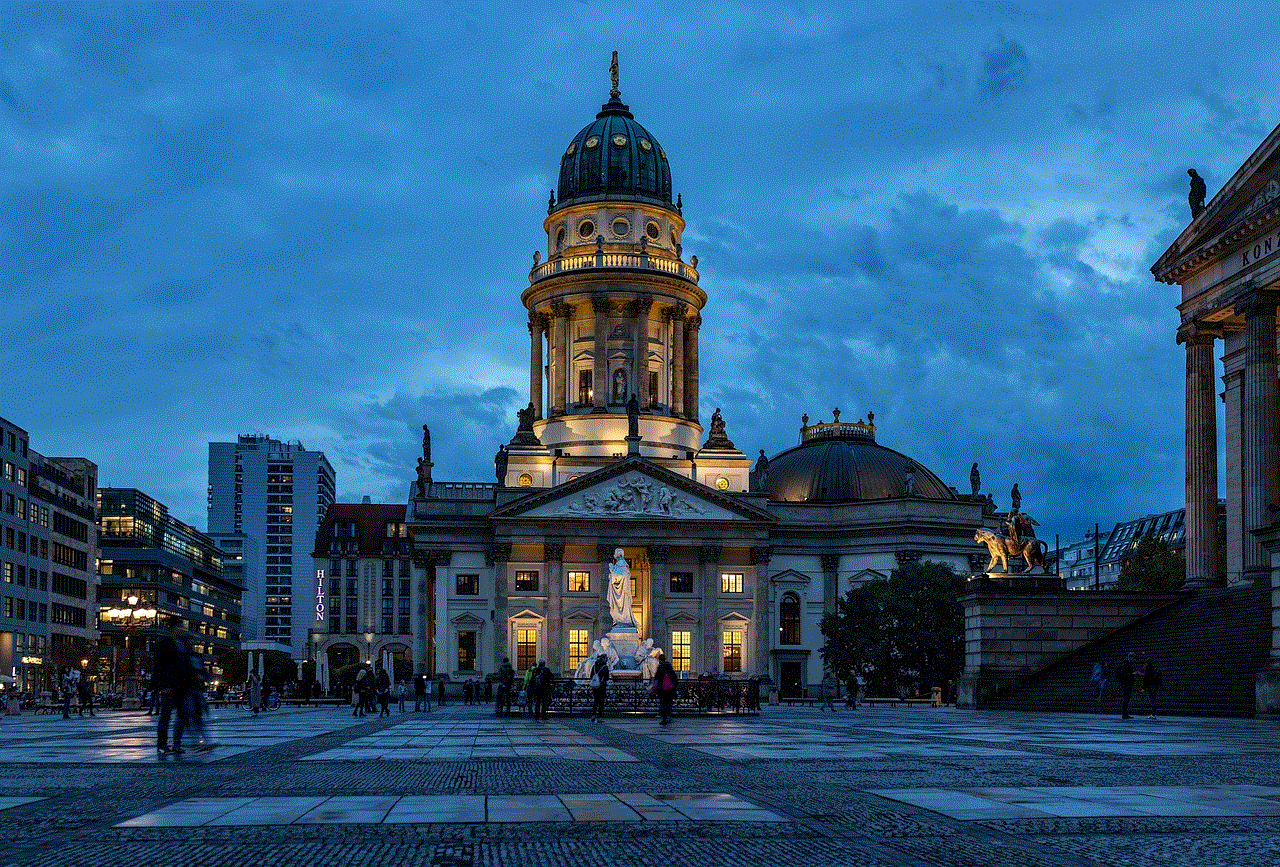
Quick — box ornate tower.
[506,58,749,489]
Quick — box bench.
[784,697,819,707]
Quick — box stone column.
[544,541,564,674]
[528,312,545,420]
[592,295,609,412]
[751,546,772,676]
[648,544,670,652]
[488,542,512,671]
[685,314,702,423]
[668,304,685,417]
[1179,322,1222,588]
[597,543,614,636]
[699,545,721,672]
[550,302,570,416]
[1237,290,1280,585]
[821,552,840,618]
[632,295,652,405]
[1249,523,1280,714]
[412,553,431,675]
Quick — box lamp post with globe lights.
[104,595,157,708]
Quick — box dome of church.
[764,416,956,503]
[556,93,673,209]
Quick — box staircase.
[984,585,1272,717]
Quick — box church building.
[312,65,991,696]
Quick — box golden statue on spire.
[610,51,620,100]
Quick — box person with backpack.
[522,666,535,718]
[495,657,515,717]
[655,653,678,725]
[588,652,610,722]
[532,659,553,721]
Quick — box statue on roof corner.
[1188,169,1206,218]
[627,393,639,438]
[970,462,980,496]
[422,424,431,464]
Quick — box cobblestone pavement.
[3,704,1279,866]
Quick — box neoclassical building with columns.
[354,70,990,696]
[1153,121,1280,711]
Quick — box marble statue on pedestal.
[607,548,636,629]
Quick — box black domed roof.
[556,94,673,209]
[765,419,956,503]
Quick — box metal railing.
[529,251,699,284]
[512,677,761,715]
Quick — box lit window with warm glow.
[567,570,590,592]
[568,628,589,672]
[722,629,743,673]
[721,572,743,593]
[671,630,691,673]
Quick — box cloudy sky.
[4,2,1277,542]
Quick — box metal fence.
[513,677,761,715]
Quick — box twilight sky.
[4,2,1278,543]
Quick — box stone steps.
[984,585,1271,717]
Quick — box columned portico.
[489,542,512,670]
[685,314,701,422]
[1237,288,1280,585]
[543,540,565,672]
[699,545,720,671]
[592,295,609,412]
[669,305,685,417]
[647,544,669,652]
[1179,322,1222,588]
[551,302,570,416]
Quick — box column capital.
[1234,285,1280,319]
[820,552,841,573]
[551,301,572,319]
[664,302,687,322]
[699,545,721,564]
[528,311,549,333]
[647,544,670,563]
[597,543,615,563]
[591,294,612,314]
[1176,321,1221,346]
[749,546,772,566]
[543,541,565,563]
[686,314,703,331]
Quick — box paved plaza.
[2,704,1279,866]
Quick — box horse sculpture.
[974,527,1049,574]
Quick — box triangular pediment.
[1154,122,1280,284]
[491,456,774,523]
[770,568,811,587]
[665,611,699,626]
[719,611,751,626]
[509,608,544,622]
[850,568,888,586]
[563,606,598,623]
[450,611,486,627]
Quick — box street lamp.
[104,595,157,705]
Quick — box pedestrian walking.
[59,667,77,719]
[589,652,610,722]
[1091,660,1109,702]
[247,671,263,716]
[655,653,678,725]
[154,615,192,756]
[397,679,407,713]
[375,665,392,718]
[1143,658,1162,718]
[424,675,433,711]
[820,672,836,711]
[496,657,515,717]
[463,679,473,706]
[522,666,535,717]
[1117,652,1135,720]
[76,671,95,717]
[413,673,426,712]
[359,667,377,715]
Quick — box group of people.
[153,615,217,755]
[1091,653,1162,719]
[56,666,96,718]
[351,664,395,718]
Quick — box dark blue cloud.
[1,1,1276,542]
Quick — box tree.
[1116,533,1185,591]
[820,561,965,696]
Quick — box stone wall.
[958,587,1184,708]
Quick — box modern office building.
[97,488,242,682]
[208,435,335,657]
[29,454,98,657]
[0,418,42,691]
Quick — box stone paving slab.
[116,793,781,826]
[870,785,1280,820]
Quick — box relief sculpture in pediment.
[566,477,707,516]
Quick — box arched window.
[780,593,801,645]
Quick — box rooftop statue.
[970,462,980,496]
[1010,483,1021,512]
[415,457,431,497]
[627,393,639,438]
[1188,168,1207,218]
[422,424,431,464]
[494,444,509,484]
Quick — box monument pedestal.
[607,628,641,673]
